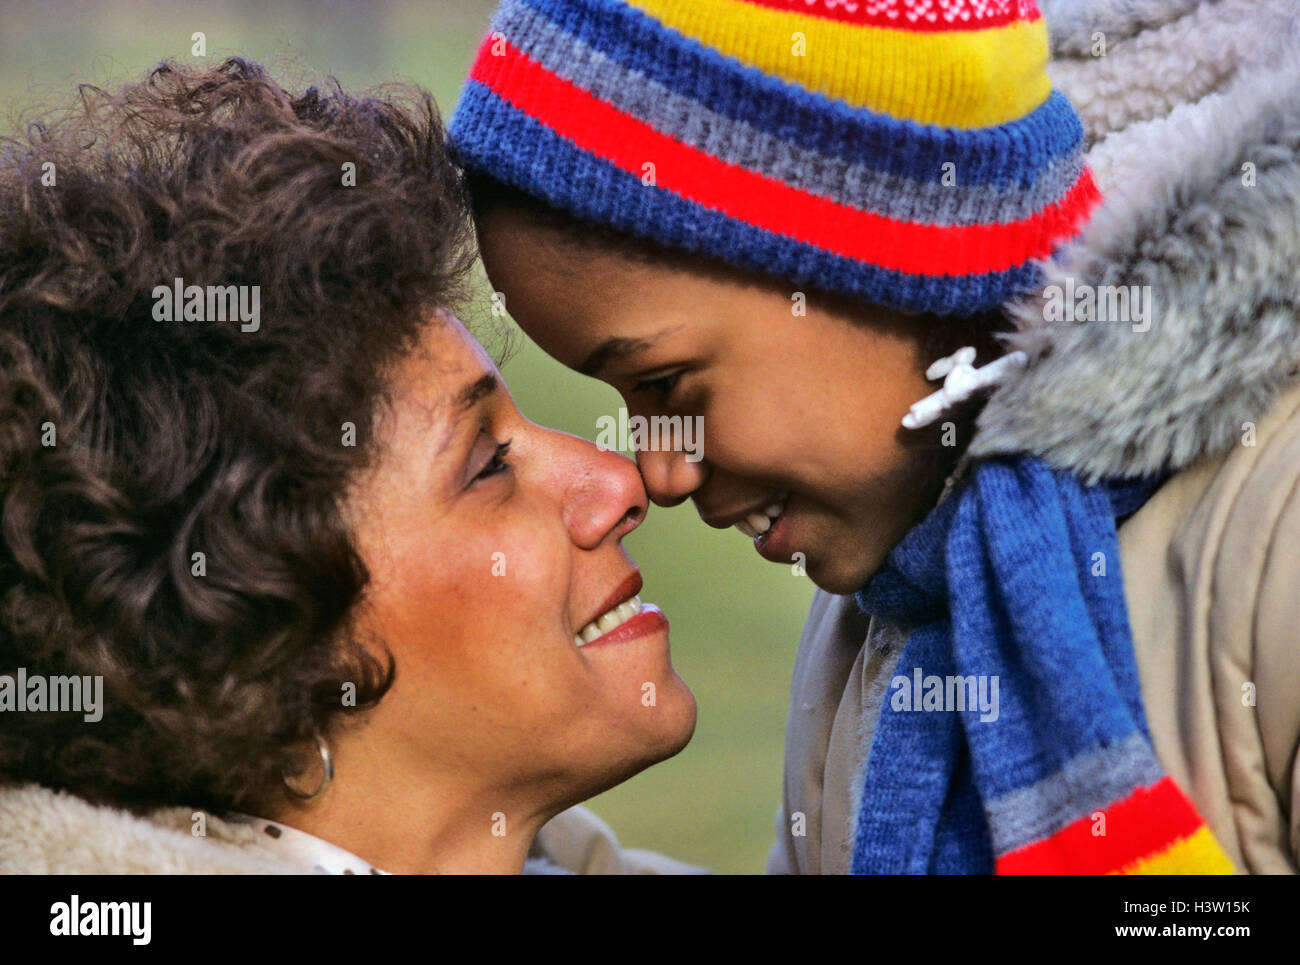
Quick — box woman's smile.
[571,570,669,648]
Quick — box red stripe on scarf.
[995,776,1207,874]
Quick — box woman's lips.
[580,571,642,632]
[577,604,668,650]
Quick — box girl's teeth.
[574,595,645,646]
[737,493,789,539]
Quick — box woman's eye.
[473,439,512,483]
[630,371,681,399]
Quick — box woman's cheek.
[471,520,569,639]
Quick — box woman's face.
[345,313,695,818]
[478,208,952,595]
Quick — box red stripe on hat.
[739,0,1042,32]
[470,36,1098,278]
[995,776,1207,875]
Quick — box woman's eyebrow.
[455,372,501,411]
[435,372,502,459]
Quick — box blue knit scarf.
[848,453,1216,874]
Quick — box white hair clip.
[901,346,1028,430]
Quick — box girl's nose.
[635,445,709,508]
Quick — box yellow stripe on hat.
[623,0,1051,129]
[1115,827,1237,875]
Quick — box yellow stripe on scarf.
[1117,827,1237,875]
[624,0,1051,128]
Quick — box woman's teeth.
[736,492,788,539]
[573,595,644,647]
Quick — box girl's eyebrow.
[579,324,685,377]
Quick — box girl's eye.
[630,371,682,398]
[473,439,512,483]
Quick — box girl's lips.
[579,603,668,649]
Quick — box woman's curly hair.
[0,57,475,813]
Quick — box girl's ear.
[919,309,1016,371]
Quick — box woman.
[451,0,1300,872]
[0,57,696,874]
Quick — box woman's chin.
[646,675,698,759]
[613,676,697,774]
[557,677,697,806]
[575,617,696,750]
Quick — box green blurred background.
[0,0,816,872]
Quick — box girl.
[451,0,1300,872]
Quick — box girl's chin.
[802,535,896,594]
[808,567,868,595]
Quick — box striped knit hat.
[449,0,1101,316]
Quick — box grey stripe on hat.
[494,0,1085,228]
[984,732,1167,855]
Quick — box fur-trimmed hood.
[965,0,1300,484]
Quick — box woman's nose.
[561,434,649,549]
[636,445,708,508]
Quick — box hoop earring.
[282,730,334,800]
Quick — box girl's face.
[345,313,695,820]
[479,208,954,594]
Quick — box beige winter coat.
[0,779,690,874]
